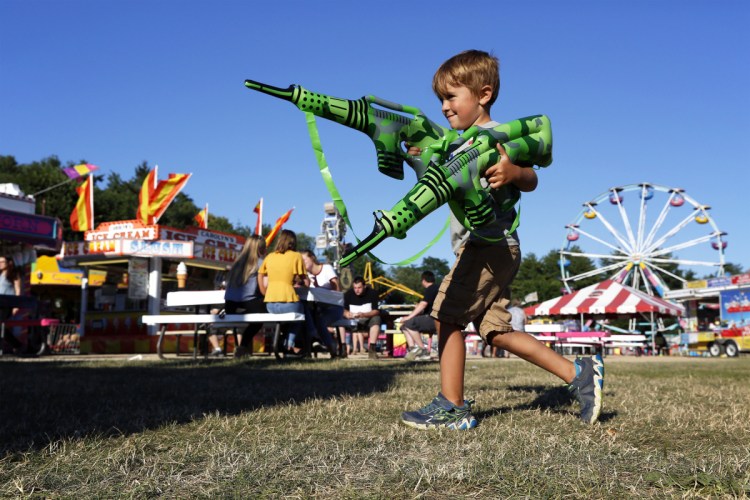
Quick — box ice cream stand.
[57,219,245,352]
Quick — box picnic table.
[142,290,304,360]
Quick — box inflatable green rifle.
[244,80,552,266]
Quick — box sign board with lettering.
[124,240,194,258]
[127,258,149,300]
[0,208,62,250]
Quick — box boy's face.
[440,83,491,131]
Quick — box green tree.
[722,262,744,277]
[510,247,598,304]
[511,252,562,304]
[420,256,451,282]
[0,156,242,239]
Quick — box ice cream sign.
[85,221,157,241]
[125,240,193,258]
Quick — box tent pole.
[650,311,655,355]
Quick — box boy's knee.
[487,330,513,347]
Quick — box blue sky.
[2,0,748,282]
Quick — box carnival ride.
[363,261,423,300]
[560,183,727,297]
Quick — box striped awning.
[525,280,685,316]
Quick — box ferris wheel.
[560,183,727,297]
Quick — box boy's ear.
[478,85,493,106]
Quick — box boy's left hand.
[485,144,521,189]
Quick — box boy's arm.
[485,144,538,192]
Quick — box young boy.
[401,50,604,430]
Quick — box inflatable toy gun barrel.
[244,79,451,179]
[338,115,552,267]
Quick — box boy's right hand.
[404,144,422,157]
[485,144,538,192]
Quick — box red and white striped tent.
[525,280,684,317]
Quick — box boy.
[401,50,603,430]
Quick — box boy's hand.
[403,142,421,157]
[485,144,519,189]
[485,144,538,192]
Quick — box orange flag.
[194,204,208,229]
[149,173,192,224]
[253,198,263,235]
[70,176,94,232]
[137,166,158,225]
[265,207,294,247]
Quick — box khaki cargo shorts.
[431,243,521,342]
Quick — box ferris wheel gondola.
[560,183,727,297]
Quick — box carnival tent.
[525,279,684,317]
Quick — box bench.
[603,334,649,353]
[142,290,304,360]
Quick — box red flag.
[149,173,192,224]
[70,176,94,232]
[137,166,158,225]
[253,198,263,235]
[265,208,294,247]
[194,204,208,229]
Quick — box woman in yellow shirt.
[258,230,308,353]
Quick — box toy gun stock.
[338,115,552,267]
[244,79,453,180]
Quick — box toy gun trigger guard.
[339,213,388,267]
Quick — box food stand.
[0,184,63,354]
[57,219,245,352]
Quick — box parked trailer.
[707,326,750,357]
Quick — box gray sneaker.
[401,393,478,430]
[415,348,432,361]
[404,345,422,361]
[568,354,604,424]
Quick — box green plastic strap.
[304,112,447,266]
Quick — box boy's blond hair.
[432,50,500,106]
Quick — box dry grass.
[1,355,749,498]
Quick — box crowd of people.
[200,229,462,362]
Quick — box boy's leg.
[490,330,576,383]
[401,319,476,430]
[492,329,604,423]
[437,319,466,407]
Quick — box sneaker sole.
[401,416,478,430]
[586,355,604,424]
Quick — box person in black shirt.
[343,276,381,359]
[400,271,438,361]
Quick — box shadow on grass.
[474,385,618,423]
[0,358,409,454]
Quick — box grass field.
[1,355,749,498]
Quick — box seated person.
[343,277,381,359]
[399,271,439,361]
[301,250,342,358]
